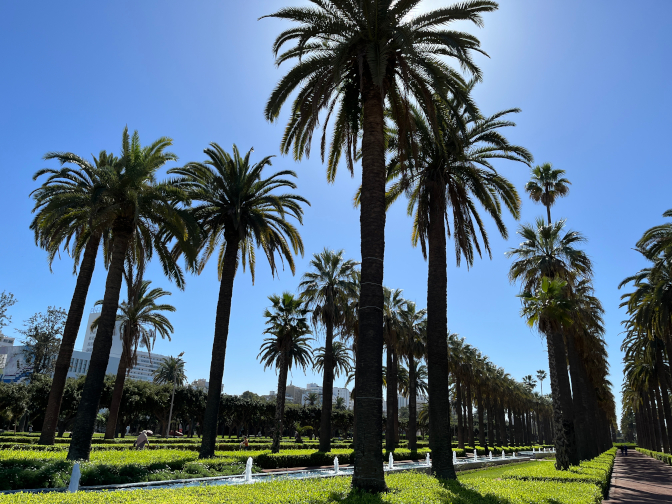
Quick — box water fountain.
[333,457,339,475]
[453,451,457,464]
[512,451,516,459]
[388,452,394,470]
[501,450,505,460]
[532,447,535,454]
[488,451,493,461]
[244,457,253,482]
[68,463,80,493]
[473,449,477,462]
[425,453,431,466]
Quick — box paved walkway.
[604,451,672,503]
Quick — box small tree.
[0,291,17,330]
[18,307,67,377]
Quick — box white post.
[68,463,80,493]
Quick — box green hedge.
[500,448,617,498]
[636,447,672,465]
[0,471,605,504]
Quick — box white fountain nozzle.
[388,452,394,470]
[68,463,80,493]
[334,456,339,475]
[244,457,253,482]
[425,453,430,466]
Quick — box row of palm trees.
[507,166,616,469]
[620,209,672,453]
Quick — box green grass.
[0,471,603,504]
[458,461,547,480]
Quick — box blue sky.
[1,1,670,419]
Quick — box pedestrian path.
[603,450,672,503]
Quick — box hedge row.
[500,447,617,498]
[0,470,605,504]
[636,447,672,465]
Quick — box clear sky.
[1,1,670,419]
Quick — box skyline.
[2,0,672,420]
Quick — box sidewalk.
[603,450,672,503]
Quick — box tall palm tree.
[518,276,574,469]
[258,293,313,453]
[507,218,592,468]
[153,355,187,386]
[67,128,190,461]
[31,151,116,445]
[524,163,571,224]
[536,370,547,396]
[99,262,176,439]
[168,144,309,459]
[263,1,496,489]
[299,248,358,452]
[387,90,530,477]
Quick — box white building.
[191,379,209,392]
[0,309,170,383]
[333,387,351,409]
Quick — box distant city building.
[0,335,15,347]
[191,379,209,392]
[1,309,170,383]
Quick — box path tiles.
[604,450,672,503]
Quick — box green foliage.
[500,448,617,497]
[637,447,672,465]
[0,470,606,503]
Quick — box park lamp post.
[166,351,185,438]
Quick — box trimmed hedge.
[500,448,617,498]
[0,470,606,504]
[636,447,672,465]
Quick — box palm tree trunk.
[200,235,240,459]
[352,78,387,493]
[455,377,464,448]
[487,396,495,447]
[477,386,486,449]
[546,330,573,469]
[426,182,456,479]
[386,348,397,452]
[39,232,101,445]
[655,347,672,450]
[466,381,474,447]
[565,334,591,460]
[68,223,131,461]
[408,355,417,452]
[319,320,334,452]
[499,401,507,446]
[653,384,670,453]
[272,354,288,453]
[104,347,129,439]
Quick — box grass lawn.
[458,460,548,481]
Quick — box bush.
[500,448,617,498]
[636,447,672,465]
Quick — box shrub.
[636,447,672,465]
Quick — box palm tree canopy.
[524,162,571,211]
[257,292,313,373]
[506,218,592,293]
[387,87,531,266]
[299,248,358,331]
[31,151,117,271]
[313,341,353,379]
[153,355,186,386]
[169,144,309,283]
[262,0,498,179]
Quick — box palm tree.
[398,303,426,451]
[169,144,309,459]
[31,151,116,445]
[522,375,537,392]
[387,91,530,476]
[306,392,319,407]
[100,261,176,439]
[257,292,313,453]
[313,341,353,381]
[507,219,592,468]
[67,128,190,461]
[383,288,406,451]
[299,248,358,452]
[536,370,547,396]
[335,397,346,411]
[524,163,571,224]
[153,355,187,385]
[263,1,496,490]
